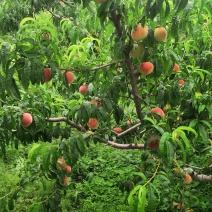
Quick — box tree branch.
[57,61,119,73]
[107,140,145,149]
[109,9,143,122]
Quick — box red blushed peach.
[178,79,184,86]
[65,71,75,84]
[63,176,69,186]
[43,33,50,39]
[184,173,192,184]
[87,118,99,129]
[44,68,51,82]
[79,85,88,95]
[151,107,165,119]
[139,62,154,75]
[131,24,148,41]
[113,127,122,133]
[154,27,167,42]
[57,157,67,169]
[127,119,133,125]
[65,166,72,174]
[21,113,33,127]
[173,63,180,72]
[147,139,159,149]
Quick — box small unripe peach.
[87,118,99,129]
[174,168,181,175]
[130,44,145,58]
[178,79,184,86]
[131,24,148,41]
[163,103,171,112]
[184,173,192,184]
[151,107,165,119]
[139,62,154,75]
[44,68,51,82]
[154,27,167,42]
[65,71,75,84]
[65,166,72,174]
[63,176,69,186]
[21,113,33,127]
[113,127,122,133]
[79,85,88,95]
[57,157,67,169]
[173,63,180,72]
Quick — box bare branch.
[107,140,145,149]
[191,171,212,182]
[116,123,142,137]
[57,61,119,73]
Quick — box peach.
[173,63,180,72]
[177,202,184,209]
[151,107,165,119]
[93,0,107,3]
[113,127,122,133]
[130,43,145,58]
[174,168,181,176]
[139,62,154,75]
[178,79,184,86]
[66,166,72,174]
[43,33,50,39]
[21,113,33,127]
[87,118,99,129]
[163,103,171,112]
[148,139,159,149]
[44,68,51,82]
[63,176,69,186]
[184,173,192,184]
[65,71,75,84]
[131,24,148,41]
[79,85,88,95]
[90,99,97,105]
[57,157,67,169]
[154,27,167,42]
[127,119,133,125]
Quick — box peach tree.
[0,0,211,211]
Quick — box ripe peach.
[184,173,192,184]
[87,118,99,129]
[113,127,122,133]
[90,99,97,105]
[66,166,72,174]
[57,157,67,169]
[151,107,165,119]
[21,113,33,127]
[44,68,51,82]
[154,27,167,42]
[173,63,180,72]
[178,79,184,86]
[174,168,181,176]
[63,176,69,186]
[177,202,184,209]
[139,62,154,75]
[43,33,50,39]
[65,71,75,84]
[131,24,148,41]
[130,44,145,58]
[79,85,88,95]
[148,139,159,149]
[127,119,133,125]
[93,0,107,3]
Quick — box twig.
[116,123,141,137]
[57,61,119,73]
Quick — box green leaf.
[176,126,197,137]
[28,143,41,162]
[133,172,147,181]
[41,146,53,171]
[166,141,174,166]
[138,186,147,212]
[176,0,189,14]
[159,132,170,156]
[198,123,208,143]
[144,116,156,125]
[147,184,160,212]
[76,137,86,156]
[128,185,142,205]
